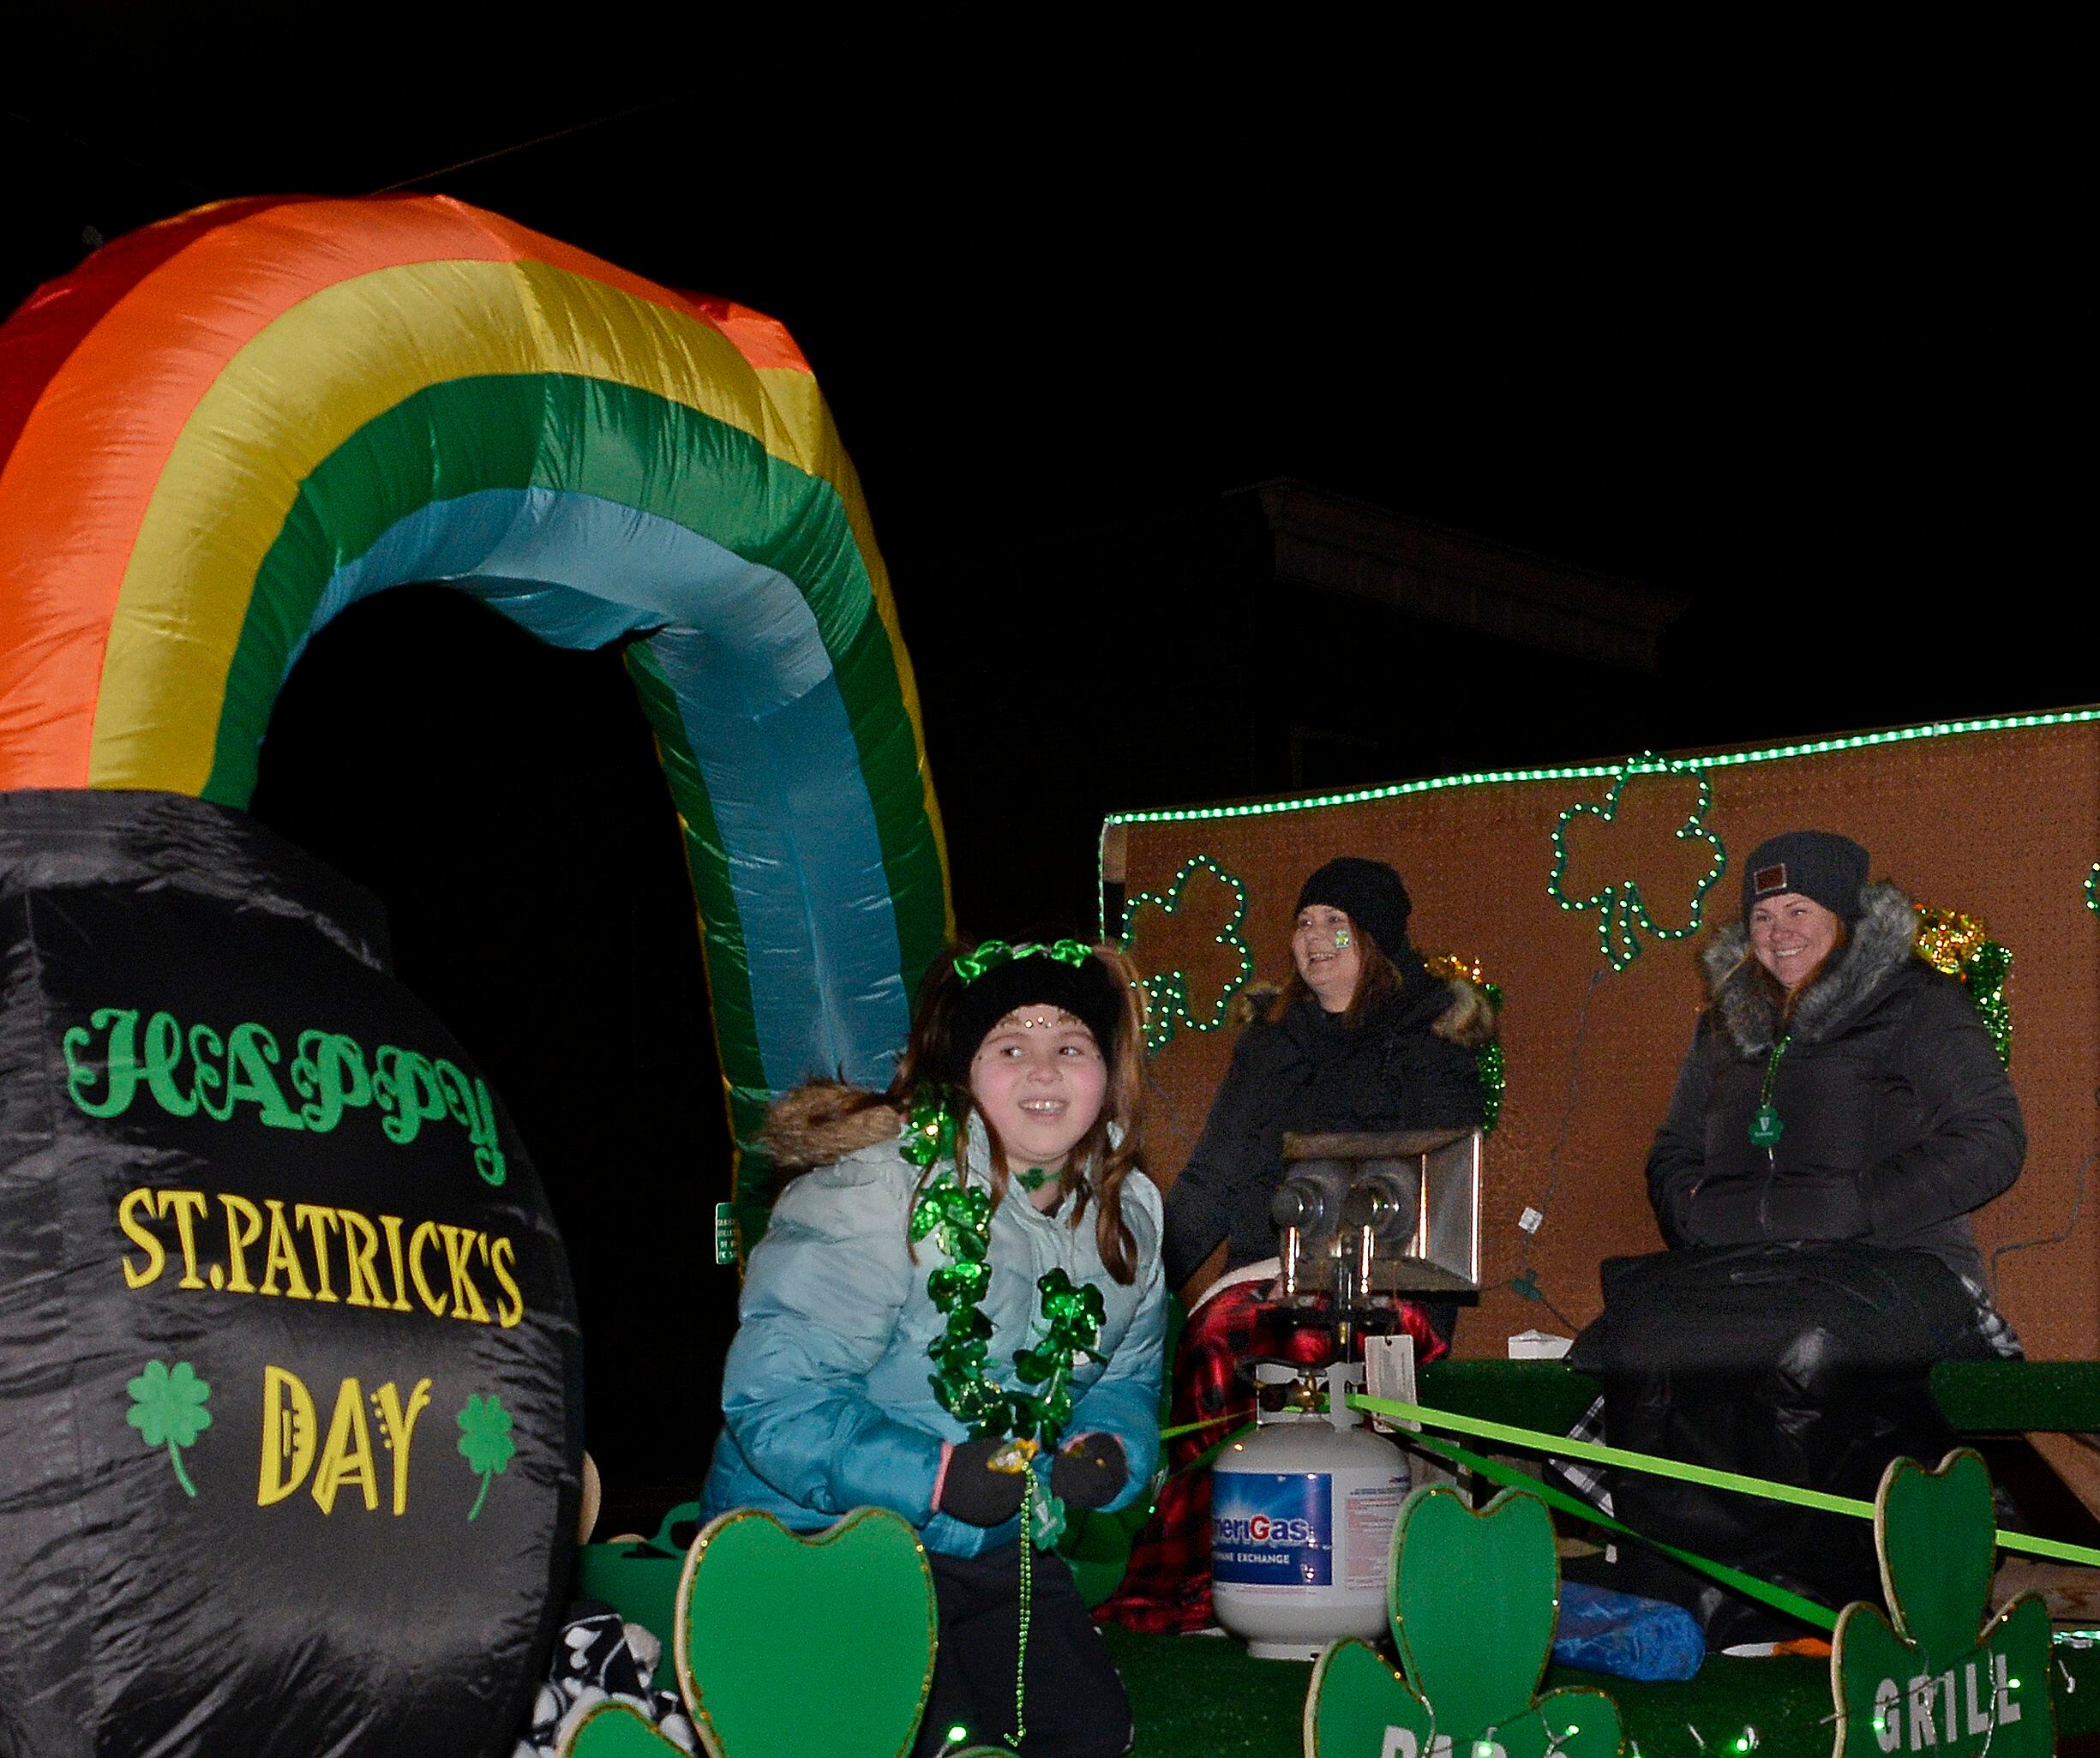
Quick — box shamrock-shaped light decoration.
[126,1359,213,1497]
[1832,1449,2054,1755]
[1547,756,1726,971]
[1119,854,1253,1054]
[457,1391,516,1521]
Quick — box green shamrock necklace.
[902,1092,1107,1447]
[1750,1033,1791,1148]
[903,1088,1110,1749]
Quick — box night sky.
[5,9,2080,1512]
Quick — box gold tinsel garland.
[1914,905,1989,975]
[1912,903,2013,1068]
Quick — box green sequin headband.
[943,938,1121,1083]
[952,938,1093,982]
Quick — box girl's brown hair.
[891,942,1148,1285]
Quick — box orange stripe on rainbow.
[0,197,812,788]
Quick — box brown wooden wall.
[1112,713,2100,1362]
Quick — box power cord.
[1989,1087,2099,1301]
[1510,967,1607,1327]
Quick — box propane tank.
[1209,1359,1407,1661]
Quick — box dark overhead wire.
[3,105,213,202]
[367,99,671,195]
[367,7,964,196]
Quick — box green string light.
[1101,711,2099,987]
[1545,755,1727,971]
[1101,707,2100,833]
[1120,854,1254,1054]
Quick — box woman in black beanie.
[1575,829,2025,1649]
[1107,855,1493,1634]
[1159,855,1493,1292]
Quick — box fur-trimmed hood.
[759,1079,900,1170]
[1701,879,1917,1055]
[1226,974,1498,1047]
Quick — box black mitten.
[1049,1433,1127,1510]
[938,1438,1028,1527]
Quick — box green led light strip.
[1406,1428,1839,1631]
[1347,1392,2100,1569]
[1101,709,2100,831]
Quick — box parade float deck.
[1102,1625,2100,1757]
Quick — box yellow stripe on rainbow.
[88,256,909,792]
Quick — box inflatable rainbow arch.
[0,195,953,1235]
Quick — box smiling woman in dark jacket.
[1579,829,2025,1647]
[1161,855,1491,1293]
[1647,831,2022,1301]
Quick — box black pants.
[912,1545,1132,1758]
[1571,1243,1993,1646]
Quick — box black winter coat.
[1161,967,1484,1288]
[1646,881,2023,1286]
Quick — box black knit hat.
[1741,830,1870,925]
[1295,856,1413,958]
[941,942,1123,1083]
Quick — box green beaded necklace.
[1749,1033,1791,1148]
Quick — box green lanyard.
[1749,1033,1791,1147]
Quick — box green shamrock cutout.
[560,1701,688,1758]
[126,1359,212,1497]
[1120,853,1253,1053]
[1547,757,1726,970]
[456,1391,515,1521]
[1306,1633,1436,1758]
[1831,1449,2054,1756]
[675,1506,936,1758]
[1310,1485,1622,1758]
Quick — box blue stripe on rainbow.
[301,488,912,1089]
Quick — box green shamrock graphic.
[1547,757,1726,970]
[1308,1485,1622,1758]
[126,1359,212,1497]
[456,1392,516,1521]
[1832,1449,2054,1755]
[1120,853,1252,1053]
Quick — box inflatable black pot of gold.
[0,789,583,1758]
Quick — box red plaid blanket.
[1101,1281,1448,1633]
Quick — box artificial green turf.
[1106,1627,2100,1757]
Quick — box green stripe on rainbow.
[92,254,896,791]
[0,196,954,1237]
[201,374,866,801]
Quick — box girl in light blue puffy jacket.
[700,939,1165,1758]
